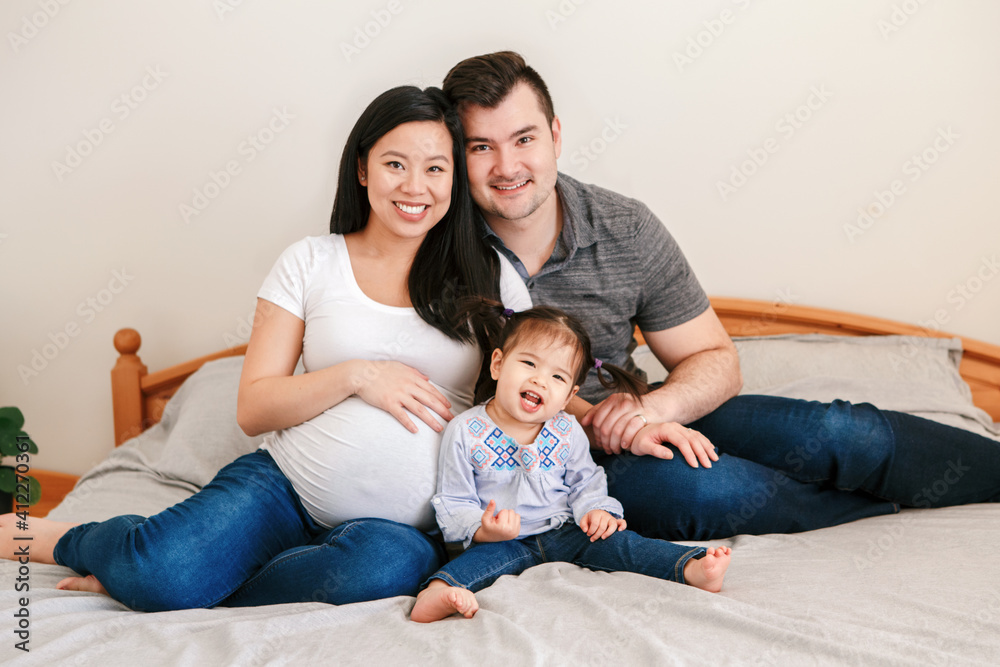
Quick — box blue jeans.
[601,395,1000,541]
[53,450,444,612]
[425,523,706,592]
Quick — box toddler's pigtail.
[454,297,516,404]
[592,358,648,400]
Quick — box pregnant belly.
[263,397,449,532]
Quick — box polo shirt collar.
[555,173,598,250]
[479,173,598,280]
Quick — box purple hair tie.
[502,308,514,318]
[594,359,603,369]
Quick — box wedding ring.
[633,414,647,425]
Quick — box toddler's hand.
[580,510,626,542]
[473,500,521,543]
[628,423,718,468]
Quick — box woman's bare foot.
[57,574,108,596]
[0,513,78,565]
[411,579,479,623]
[683,546,732,593]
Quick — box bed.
[5,297,1000,665]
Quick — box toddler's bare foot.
[411,579,479,623]
[683,546,731,593]
[0,513,78,565]
[57,574,108,596]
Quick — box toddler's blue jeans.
[425,522,706,592]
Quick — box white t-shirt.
[257,234,531,532]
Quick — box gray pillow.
[144,355,265,485]
[632,334,999,440]
[48,356,263,522]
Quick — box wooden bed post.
[111,328,148,446]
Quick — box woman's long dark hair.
[330,86,500,342]
[459,301,648,405]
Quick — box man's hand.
[579,509,627,542]
[580,392,650,455]
[472,500,521,543]
[628,423,719,468]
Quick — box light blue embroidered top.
[432,403,624,548]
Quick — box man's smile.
[494,180,530,191]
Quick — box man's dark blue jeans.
[601,395,1000,541]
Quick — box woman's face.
[359,120,454,242]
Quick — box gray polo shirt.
[482,173,709,402]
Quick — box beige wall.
[3,0,998,475]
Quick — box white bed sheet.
[4,338,999,666]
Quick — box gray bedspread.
[6,505,999,665]
[3,336,998,665]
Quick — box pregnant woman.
[1,85,529,611]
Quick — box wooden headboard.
[111,328,247,445]
[110,297,1000,444]
[709,297,1000,421]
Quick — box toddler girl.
[411,305,731,622]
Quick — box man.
[442,51,1000,541]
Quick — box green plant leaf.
[0,437,18,458]
[0,407,28,457]
[0,467,14,493]
[1,432,35,457]
[0,407,25,432]
[0,470,42,506]
[17,431,38,455]
[26,476,42,507]
[0,432,36,458]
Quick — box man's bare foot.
[0,513,78,565]
[682,546,732,593]
[57,574,109,596]
[410,579,479,623]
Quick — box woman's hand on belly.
[352,360,455,433]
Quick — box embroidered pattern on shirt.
[517,448,537,471]
[465,414,572,472]
[466,416,490,438]
[550,414,573,437]
[537,426,571,469]
[484,428,519,471]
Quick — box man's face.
[459,82,562,228]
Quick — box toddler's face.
[489,338,580,426]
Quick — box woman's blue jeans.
[601,395,1000,541]
[53,450,444,612]
[425,523,706,592]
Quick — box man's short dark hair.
[443,51,555,126]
